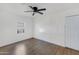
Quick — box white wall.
[34,3,79,47]
[0,3,33,47]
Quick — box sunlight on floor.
[13,43,27,55]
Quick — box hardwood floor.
[0,38,79,55]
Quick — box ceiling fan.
[24,6,46,16]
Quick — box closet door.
[65,15,79,51]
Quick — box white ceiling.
[1,3,79,16]
[34,3,79,13]
[22,3,79,16]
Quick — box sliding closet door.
[65,15,79,51]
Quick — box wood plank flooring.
[0,38,79,55]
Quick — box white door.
[65,15,79,51]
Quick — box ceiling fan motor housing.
[33,7,38,12]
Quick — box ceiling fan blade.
[29,6,33,9]
[37,11,43,15]
[24,11,33,12]
[37,8,46,11]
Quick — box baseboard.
[65,47,79,52]
[34,37,79,52]
[0,37,33,48]
[34,37,65,47]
